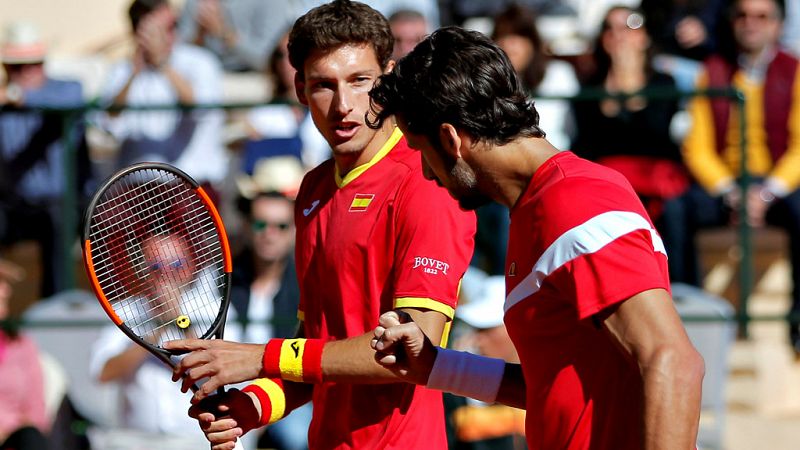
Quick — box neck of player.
[479,137,560,210]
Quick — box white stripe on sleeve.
[505,211,666,312]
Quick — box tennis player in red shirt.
[164,2,475,449]
[368,27,704,450]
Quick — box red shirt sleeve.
[551,230,671,320]
[391,170,476,317]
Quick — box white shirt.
[534,60,580,150]
[100,44,228,183]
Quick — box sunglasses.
[149,257,188,272]
[252,220,292,232]
[733,10,778,21]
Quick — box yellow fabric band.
[278,338,306,382]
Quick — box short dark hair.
[368,26,544,147]
[128,0,167,31]
[731,0,785,20]
[288,0,394,79]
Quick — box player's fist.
[189,388,260,449]
[370,310,437,385]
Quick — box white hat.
[1,21,46,64]
[457,274,506,329]
[235,156,305,200]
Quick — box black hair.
[128,0,167,31]
[368,26,544,147]
[589,5,654,85]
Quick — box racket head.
[82,162,232,363]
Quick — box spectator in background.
[240,31,329,169]
[0,259,50,450]
[641,0,729,92]
[571,6,689,227]
[663,0,800,353]
[178,0,290,72]
[389,9,429,60]
[232,156,310,450]
[445,272,525,450]
[100,0,227,190]
[0,21,90,297]
[370,0,441,29]
[88,232,250,449]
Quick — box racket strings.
[88,168,226,345]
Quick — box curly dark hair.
[368,26,544,147]
[288,0,394,79]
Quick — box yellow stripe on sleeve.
[394,297,456,320]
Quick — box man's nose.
[333,85,354,115]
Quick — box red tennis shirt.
[294,128,476,449]
[503,151,670,449]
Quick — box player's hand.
[189,388,261,450]
[164,339,264,402]
[370,311,437,386]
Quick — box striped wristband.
[262,338,325,383]
[426,348,506,403]
[242,378,287,426]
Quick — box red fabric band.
[301,338,324,384]
[262,338,284,378]
[243,377,285,427]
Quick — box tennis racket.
[82,162,232,392]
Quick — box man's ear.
[439,123,465,159]
[384,59,396,74]
[294,72,308,106]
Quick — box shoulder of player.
[295,159,334,196]
[519,160,647,227]
[382,136,420,173]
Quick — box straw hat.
[1,21,46,64]
[235,156,305,200]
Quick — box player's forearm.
[321,333,411,383]
[641,347,704,449]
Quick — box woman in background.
[0,260,49,450]
[571,5,689,225]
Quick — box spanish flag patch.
[349,193,375,212]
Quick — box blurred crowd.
[1,0,799,449]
